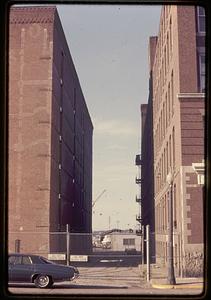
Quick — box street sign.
[70,255,88,262]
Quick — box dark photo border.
[0,0,210,299]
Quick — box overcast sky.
[57,4,161,231]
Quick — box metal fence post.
[146,225,150,282]
[66,224,70,266]
[141,225,145,267]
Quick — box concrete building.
[145,5,205,276]
[104,232,141,252]
[8,6,93,255]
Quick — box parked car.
[8,253,79,288]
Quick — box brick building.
[143,5,205,276]
[8,6,93,255]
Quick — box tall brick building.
[8,6,93,255]
[142,5,205,276]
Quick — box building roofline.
[9,5,57,24]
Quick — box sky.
[57,4,161,231]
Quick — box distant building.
[147,5,205,276]
[8,6,93,255]
[106,232,141,252]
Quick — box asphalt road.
[8,267,203,296]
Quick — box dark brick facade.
[8,6,93,255]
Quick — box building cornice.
[10,6,56,24]
[177,93,205,99]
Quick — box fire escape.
[135,154,142,236]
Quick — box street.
[8,267,203,296]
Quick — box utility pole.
[141,225,145,267]
[146,225,150,282]
[166,172,176,285]
[66,224,70,266]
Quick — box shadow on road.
[8,283,128,290]
[53,284,128,289]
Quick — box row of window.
[162,6,205,35]
[155,183,177,234]
[156,241,179,267]
[153,11,173,106]
[123,238,135,246]
[153,6,206,116]
[154,71,174,157]
[155,127,175,194]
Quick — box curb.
[151,283,174,289]
[151,283,203,290]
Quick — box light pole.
[166,172,176,285]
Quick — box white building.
[108,232,141,252]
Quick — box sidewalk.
[139,264,204,290]
[150,278,204,290]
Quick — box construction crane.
[92,189,106,208]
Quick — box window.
[166,142,169,174]
[169,17,172,54]
[169,135,172,168]
[173,184,177,228]
[172,127,175,168]
[123,238,135,246]
[199,53,205,92]
[168,83,170,124]
[8,256,16,265]
[22,256,32,265]
[164,148,166,180]
[171,71,174,116]
[167,33,169,65]
[197,7,205,33]
[8,256,22,265]
[165,94,168,128]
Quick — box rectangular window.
[197,7,205,33]
[171,71,174,116]
[172,127,175,168]
[165,94,168,128]
[199,53,205,92]
[173,184,177,229]
[123,238,135,246]
[168,83,170,124]
[166,142,169,174]
[169,18,172,54]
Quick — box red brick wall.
[177,6,198,93]
[180,98,204,165]
[8,7,55,253]
[186,185,204,244]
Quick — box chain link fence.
[8,230,143,267]
[8,228,204,277]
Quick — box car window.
[8,256,16,265]
[22,256,32,265]
[30,256,40,264]
[8,256,22,265]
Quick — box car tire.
[34,274,53,288]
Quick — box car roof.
[9,253,41,258]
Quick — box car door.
[9,255,34,282]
